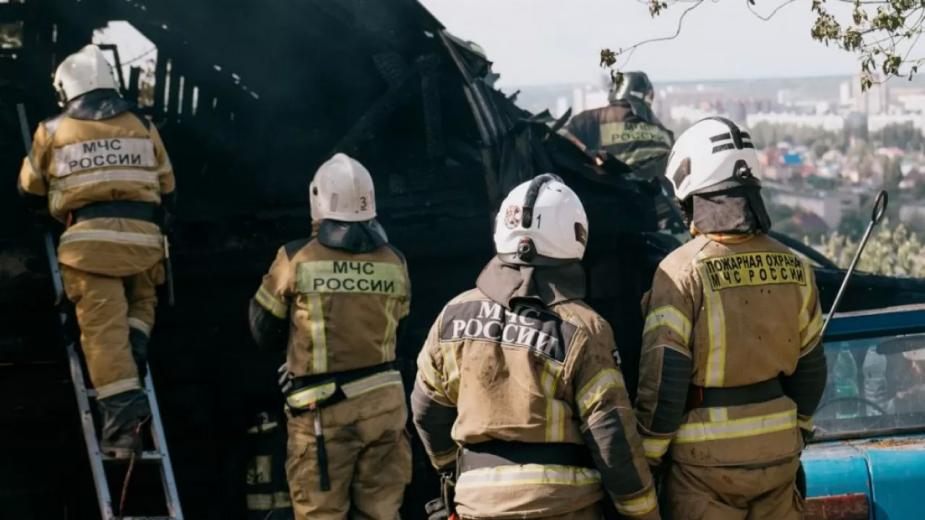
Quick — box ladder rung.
[102,451,164,462]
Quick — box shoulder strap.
[284,238,312,261]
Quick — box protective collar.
[64,89,133,120]
[476,256,586,309]
[611,98,657,126]
[316,219,388,253]
[686,185,771,235]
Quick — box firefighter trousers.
[663,457,804,520]
[61,263,164,399]
[286,384,412,520]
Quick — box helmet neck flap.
[315,218,388,254]
[63,88,132,121]
[670,116,771,235]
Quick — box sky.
[419,0,866,87]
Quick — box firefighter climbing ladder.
[18,103,183,520]
[46,231,184,520]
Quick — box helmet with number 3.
[53,44,120,107]
[310,153,377,222]
[493,174,589,265]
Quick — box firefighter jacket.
[635,233,827,468]
[17,91,174,277]
[564,101,673,180]
[250,234,410,382]
[411,257,659,519]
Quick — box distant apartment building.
[746,112,845,132]
[766,186,862,229]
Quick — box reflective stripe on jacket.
[18,111,174,276]
[412,287,658,519]
[253,238,411,377]
[635,233,825,467]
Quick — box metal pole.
[820,190,889,337]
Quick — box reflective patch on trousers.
[675,409,797,443]
[246,491,292,511]
[456,464,601,489]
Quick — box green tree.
[822,220,925,278]
[838,208,868,240]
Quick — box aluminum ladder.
[45,233,184,520]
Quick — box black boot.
[129,328,150,380]
[98,389,151,458]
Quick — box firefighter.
[562,71,673,180]
[248,153,412,520]
[16,44,175,457]
[411,175,660,519]
[634,117,828,519]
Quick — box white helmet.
[310,153,376,222]
[53,45,120,106]
[666,117,761,201]
[493,174,589,264]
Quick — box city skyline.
[420,0,923,87]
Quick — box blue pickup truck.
[804,305,925,520]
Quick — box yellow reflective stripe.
[341,370,403,398]
[675,410,797,443]
[25,154,45,185]
[801,311,823,350]
[642,437,671,459]
[708,407,728,422]
[576,368,622,418]
[246,421,279,434]
[308,294,328,373]
[798,277,813,331]
[417,356,444,395]
[382,299,398,362]
[286,382,337,410]
[127,317,152,336]
[643,305,692,345]
[255,285,288,319]
[616,487,658,517]
[245,491,292,511]
[50,169,159,191]
[542,360,566,441]
[440,344,460,402]
[698,255,727,387]
[96,377,142,399]
[798,415,813,431]
[60,229,162,248]
[456,464,601,489]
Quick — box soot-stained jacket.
[411,257,659,519]
[635,233,827,467]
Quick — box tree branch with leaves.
[601,0,925,90]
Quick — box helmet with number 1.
[310,153,376,222]
[53,45,120,106]
[667,117,762,201]
[493,174,589,264]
